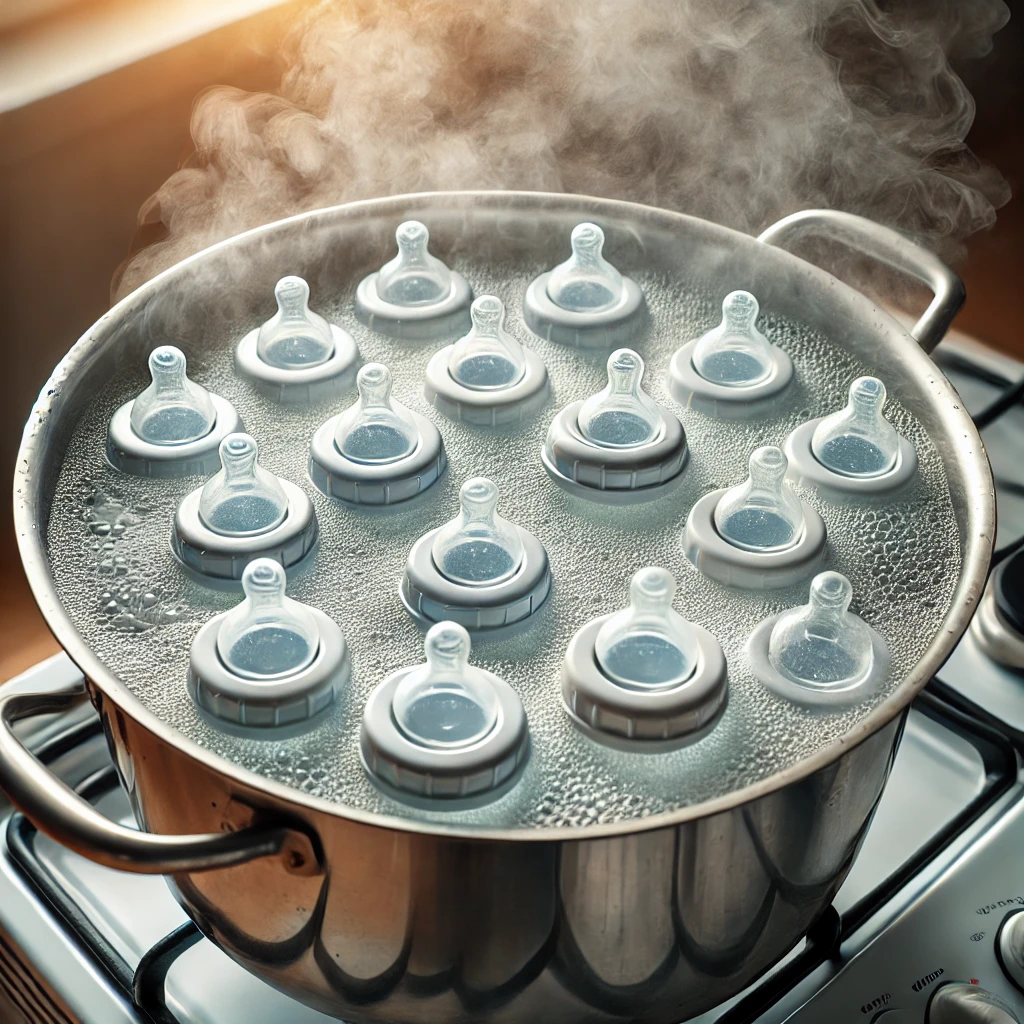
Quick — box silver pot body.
[2,193,992,1023]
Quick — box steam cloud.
[114,0,1011,299]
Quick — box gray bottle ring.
[106,394,243,478]
[541,401,688,504]
[562,615,727,744]
[683,488,827,590]
[783,418,918,499]
[172,480,318,582]
[360,668,528,800]
[667,339,793,419]
[234,325,359,403]
[424,346,549,427]
[523,272,645,349]
[355,271,473,341]
[745,612,890,708]
[308,410,446,505]
[188,607,349,729]
[401,526,551,634]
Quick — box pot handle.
[0,679,321,876]
[756,209,965,353]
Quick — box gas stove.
[2,329,1023,1024]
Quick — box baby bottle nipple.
[256,276,335,370]
[769,571,873,687]
[579,348,661,448]
[546,223,624,313]
[692,291,774,387]
[812,376,900,477]
[596,567,699,690]
[392,622,500,749]
[432,478,524,586]
[448,295,526,391]
[714,446,805,552]
[198,433,288,536]
[216,559,319,680]
[376,221,453,306]
[130,346,216,445]
[335,363,419,464]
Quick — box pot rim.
[12,189,995,843]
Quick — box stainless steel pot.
[0,193,992,1023]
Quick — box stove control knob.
[999,910,1024,993]
[928,983,1020,1023]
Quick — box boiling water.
[45,259,962,832]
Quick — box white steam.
[114,0,1011,298]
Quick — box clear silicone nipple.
[811,376,900,477]
[376,221,454,306]
[432,477,525,586]
[216,559,319,680]
[198,433,288,536]
[714,446,805,552]
[596,567,700,690]
[769,571,873,687]
[578,348,661,448]
[256,276,335,370]
[392,621,500,749]
[546,223,625,313]
[692,291,774,387]
[334,363,419,464]
[130,346,216,445]
[448,295,526,391]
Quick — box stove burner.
[667,290,794,418]
[187,558,349,729]
[106,345,243,477]
[746,570,891,706]
[355,220,472,339]
[234,276,359,403]
[361,620,528,800]
[172,433,317,581]
[523,222,645,348]
[561,567,727,742]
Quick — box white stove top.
[2,331,1023,1024]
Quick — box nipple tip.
[424,620,471,663]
